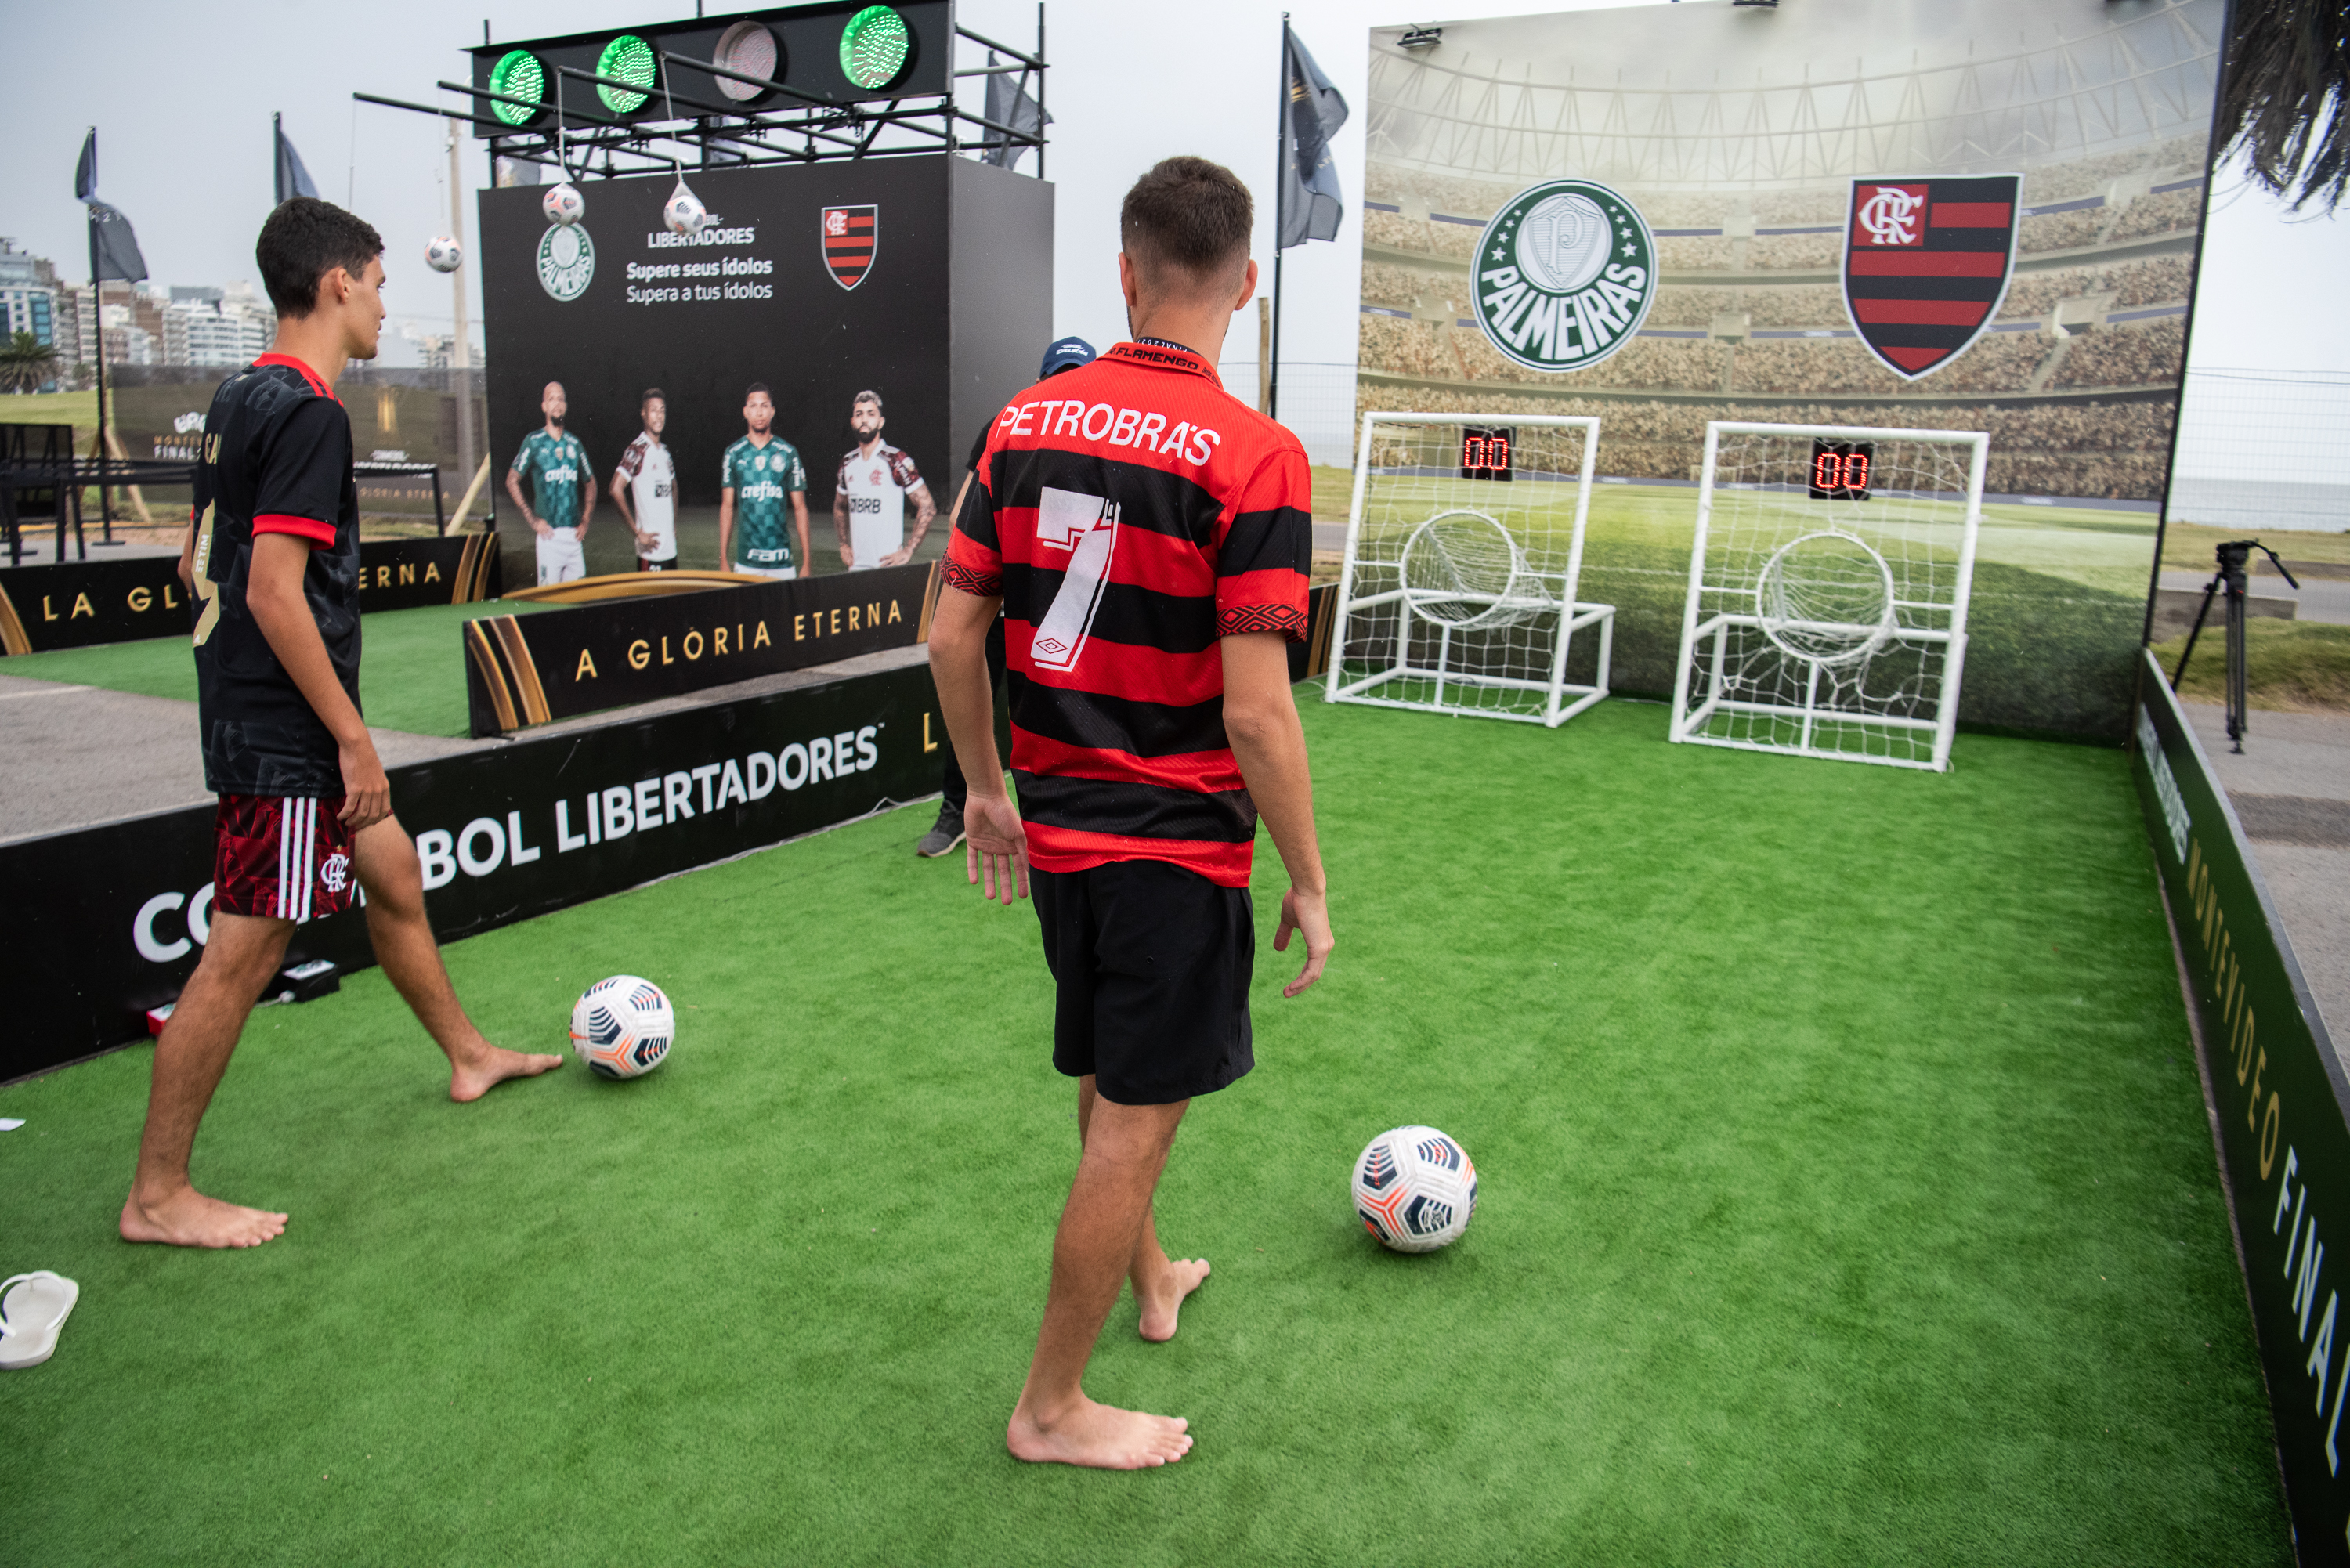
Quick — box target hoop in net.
[1668,421,1987,772]
[1325,414,1615,728]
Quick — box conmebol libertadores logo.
[1470,179,1656,374]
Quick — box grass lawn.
[2150,617,2350,713]
[0,698,2290,1565]
[0,599,545,739]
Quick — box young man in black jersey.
[121,199,562,1251]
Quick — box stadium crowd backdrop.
[1357,0,2220,739]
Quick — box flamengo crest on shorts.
[1840,175,2020,380]
[1470,179,1657,374]
[822,204,877,290]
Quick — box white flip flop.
[0,1271,80,1369]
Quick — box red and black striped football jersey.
[945,340,1312,887]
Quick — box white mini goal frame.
[1668,421,1987,772]
[1325,413,1617,728]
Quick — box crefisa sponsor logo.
[1470,178,1657,374]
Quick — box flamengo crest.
[822,205,877,291]
[1840,175,2021,380]
[1470,179,1656,374]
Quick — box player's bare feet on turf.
[1007,1395,1193,1469]
[449,1045,565,1103]
[1137,1257,1210,1343]
[119,1187,287,1248]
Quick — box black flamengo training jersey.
[190,354,363,796]
[946,341,1311,887]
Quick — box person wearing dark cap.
[916,336,1097,858]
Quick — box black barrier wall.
[465,562,931,734]
[2135,651,2350,1560]
[0,534,500,654]
[0,659,941,1081]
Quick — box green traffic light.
[839,6,912,92]
[597,34,658,114]
[488,50,545,126]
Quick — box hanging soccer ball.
[424,236,464,273]
[1352,1125,1478,1253]
[542,182,587,227]
[663,178,708,237]
[569,975,675,1080]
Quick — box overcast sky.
[2,0,2341,383]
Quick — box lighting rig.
[356,2,1047,181]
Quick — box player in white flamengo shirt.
[610,388,678,571]
[833,389,935,570]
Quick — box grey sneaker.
[916,804,967,858]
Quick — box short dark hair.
[1121,157,1253,302]
[257,197,384,318]
[642,387,666,407]
[745,382,772,400]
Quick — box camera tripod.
[2171,538,2300,753]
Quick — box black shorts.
[1032,859,1255,1106]
[639,557,677,572]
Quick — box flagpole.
[87,198,110,551]
[1269,12,1288,423]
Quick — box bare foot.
[1137,1258,1210,1343]
[120,1186,287,1248]
[450,1046,565,1104]
[1007,1395,1193,1469]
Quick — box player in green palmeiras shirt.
[504,381,596,586]
[718,383,812,579]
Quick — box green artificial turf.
[2,599,544,739]
[0,700,2290,1565]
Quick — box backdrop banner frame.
[0,534,501,656]
[2135,649,2350,1561]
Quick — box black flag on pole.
[87,202,148,284]
[274,114,320,206]
[1277,27,1348,249]
[74,129,98,201]
[981,55,1050,171]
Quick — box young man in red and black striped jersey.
[932,157,1334,1470]
[121,200,562,1252]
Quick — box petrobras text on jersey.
[992,398,1222,468]
[645,225,757,247]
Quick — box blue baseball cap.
[1039,336,1096,378]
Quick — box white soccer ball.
[569,975,674,1080]
[542,182,587,227]
[663,179,708,237]
[1516,192,1613,294]
[1352,1125,1478,1253]
[424,235,464,273]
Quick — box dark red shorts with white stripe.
[214,794,357,923]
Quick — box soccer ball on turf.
[569,975,674,1079]
[663,178,708,237]
[542,182,587,227]
[1353,1125,1478,1252]
[424,235,463,273]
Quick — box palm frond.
[2218,0,2350,210]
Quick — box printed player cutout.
[1840,175,2019,380]
[822,204,877,291]
[1029,486,1119,673]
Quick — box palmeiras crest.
[1840,175,2021,380]
[821,204,877,291]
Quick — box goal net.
[1668,421,1987,771]
[1325,414,1615,727]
